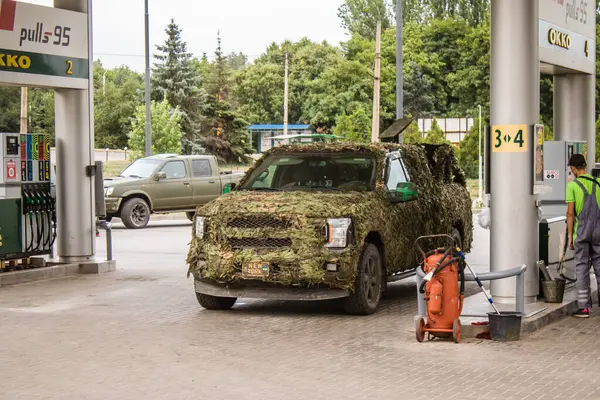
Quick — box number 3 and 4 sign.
[492,125,528,153]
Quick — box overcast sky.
[23,0,349,72]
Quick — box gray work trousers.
[574,239,600,309]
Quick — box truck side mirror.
[391,182,419,203]
[222,182,236,194]
[154,171,167,181]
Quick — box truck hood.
[103,176,146,187]
[199,190,379,218]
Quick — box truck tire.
[121,198,151,229]
[186,212,195,222]
[344,243,383,315]
[195,292,237,310]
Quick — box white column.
[54,0,95,262]
[490,0,540,303]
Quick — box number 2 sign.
[492,124,528,153]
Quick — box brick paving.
[0,220,599,400]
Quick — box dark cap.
[568,153,587,168]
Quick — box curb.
[0,260,116,288]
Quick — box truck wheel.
[195,292,237,310]
[186,212,195,222]
[121,198,151,229]
[344,243,383,315]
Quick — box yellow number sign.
[492,124,528,153]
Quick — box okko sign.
[0,0,89,89]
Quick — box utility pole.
[144,0,152,156]
[396,0,403,143]
[283,52,289,136]
[20,88,27,134]
[478,104,483,202]
[371,21,382,143]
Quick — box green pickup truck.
[187,142,473,315]
[103,154,244,229]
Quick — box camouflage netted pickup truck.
[186,142,473,315]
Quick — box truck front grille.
[227,216,290,229]
[228,238,292,249]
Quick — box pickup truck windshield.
[241,153,376,192]
[120,159,162,178]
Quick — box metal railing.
[96,220,113,261]
[49,221,113,262]
[415,264,527,317]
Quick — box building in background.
[417,118,474,145]
[249,124,312,153]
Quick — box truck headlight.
[325,218,352,248]
[104,187,114,197]
[195,216,206,239]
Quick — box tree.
[152,18,206,154]
[201,33,252,163]
[94,64,144,149]
[128,99,182,160]
[457,118,483,179]
[402,121,424,144]
[227,52,248,71]
[338,0,393,39]
[28,88,55,142]
[333,108,371,142]
[423,118,448,144]
[0,87,20,133]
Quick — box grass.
[104,160,131,178]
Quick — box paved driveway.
[0,219,598,400]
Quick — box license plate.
[242,261,270,278]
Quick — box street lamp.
[478,105,483,202]
[144,0,152,157]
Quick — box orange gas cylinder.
[415,236,465,344]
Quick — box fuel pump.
[0,132,55,262]
[538,140,587,286]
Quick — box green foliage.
[28,88,55,142]
[201,33,252,163]
[151,18,206,154]
[94,62,143,149]
[333,108,371,142]
[596,116,600,162]
[0,87,20,134]
[457,118,482,179]
[423,118,449,144]
[128,99,182,160]
[338,0,393,39]
[402,121,424,144]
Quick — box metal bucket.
[541,279,566,303]
[487,312,523,342]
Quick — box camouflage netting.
[186,142,473,292]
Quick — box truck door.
[385,151,422,269]
[191,159,221,205]
[149,160,192,210]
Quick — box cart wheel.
[415,316,425,343]
[453,318,462,344]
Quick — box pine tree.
[201,32,252,163]
[151,18,206,154]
